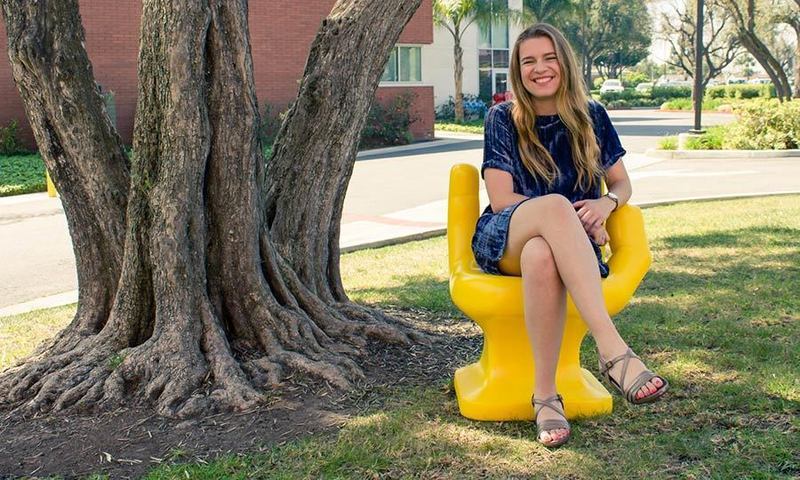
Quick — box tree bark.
[454,31,465,123]
[721,0,793,99]
[0,0,130,345]
[0,0,424,418]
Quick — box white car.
[599,79,624,94]
[747,78,771,85]
[635,82,654,93]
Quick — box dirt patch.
[0,308,481,479]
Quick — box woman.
[471,24,668,448]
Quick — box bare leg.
[500,195,664,403]
[499,236,569,444]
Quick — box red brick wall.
[0,0,433,148]
[0,0,142,146]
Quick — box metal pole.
[691,0,705,133]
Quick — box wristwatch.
[604,192,619,211]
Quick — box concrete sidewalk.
[2,129,800,317]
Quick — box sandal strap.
[599,348,641,390]
[623,370,662,403]
[532,394,566,420]
[537,418,570,433]
[532,394,570,436]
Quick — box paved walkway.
[2,109,799,316]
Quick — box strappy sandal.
[598,348,669,405]
[532,394,571,448]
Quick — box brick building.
[0,1,434,147]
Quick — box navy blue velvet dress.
[471,100,626,276]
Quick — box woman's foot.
[598,347,668,404]
[532,393,571,447]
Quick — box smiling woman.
[471,23,667,448]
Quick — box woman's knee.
[516,194,574,222]
[541,194,576,218]
[520,237,558,278]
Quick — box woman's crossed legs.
[497,194,664,444]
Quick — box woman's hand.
[587,224,609,246]
[572,197,615,235]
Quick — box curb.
[645,148,800,159]
[356,137,464,159]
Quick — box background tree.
[563,0,652,88]
[594,2,652,80]
[0,0,425,417]
[771,0,800,97]
[433,0,513,122]
[719,0,793,98]
[660,0,742,90]
[521,0,573,24]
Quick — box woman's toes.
[653,377,664,388]
[539,431,553,443]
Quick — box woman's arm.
[572,160,632,241]
[484,168,529,213]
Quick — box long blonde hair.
[509,23,602,191]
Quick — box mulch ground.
[0,307,481,479]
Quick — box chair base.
[454,362,612,421]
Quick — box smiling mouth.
[532,76,555,84]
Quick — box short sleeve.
[590,101,626,170]
[481,104,517,179]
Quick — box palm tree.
[433,0,516,122]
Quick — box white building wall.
[424,0,526,108]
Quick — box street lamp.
[690,0,705,134]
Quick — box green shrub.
[685,126,727,150]
[599,89,638,102]
[661,98,692,110]
[725,99,800,149]
[360,92,418,149]
[0,154,46,196]
[0,120,25,155]
[705,84,774,100]
[434,94,488,122]
[603,97,662,109]
[659,136,678,150]
[651,85,692,100]
[660,97,725,111]
[621,71,650,88]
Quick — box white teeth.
[533,77,552,84]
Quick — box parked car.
[726,77,746,84]
[634,82,654,93]
[747,78,771,85]
[599,79,624,94]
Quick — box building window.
[382,46,422,83]
[478,9,510,102]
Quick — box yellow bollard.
[45,170,57,197]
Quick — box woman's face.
[519,36,561,100]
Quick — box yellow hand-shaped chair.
[448,164,651,420]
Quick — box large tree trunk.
[0,0,424,418]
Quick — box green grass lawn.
[2,195,799,478]
[0,153,46,196]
